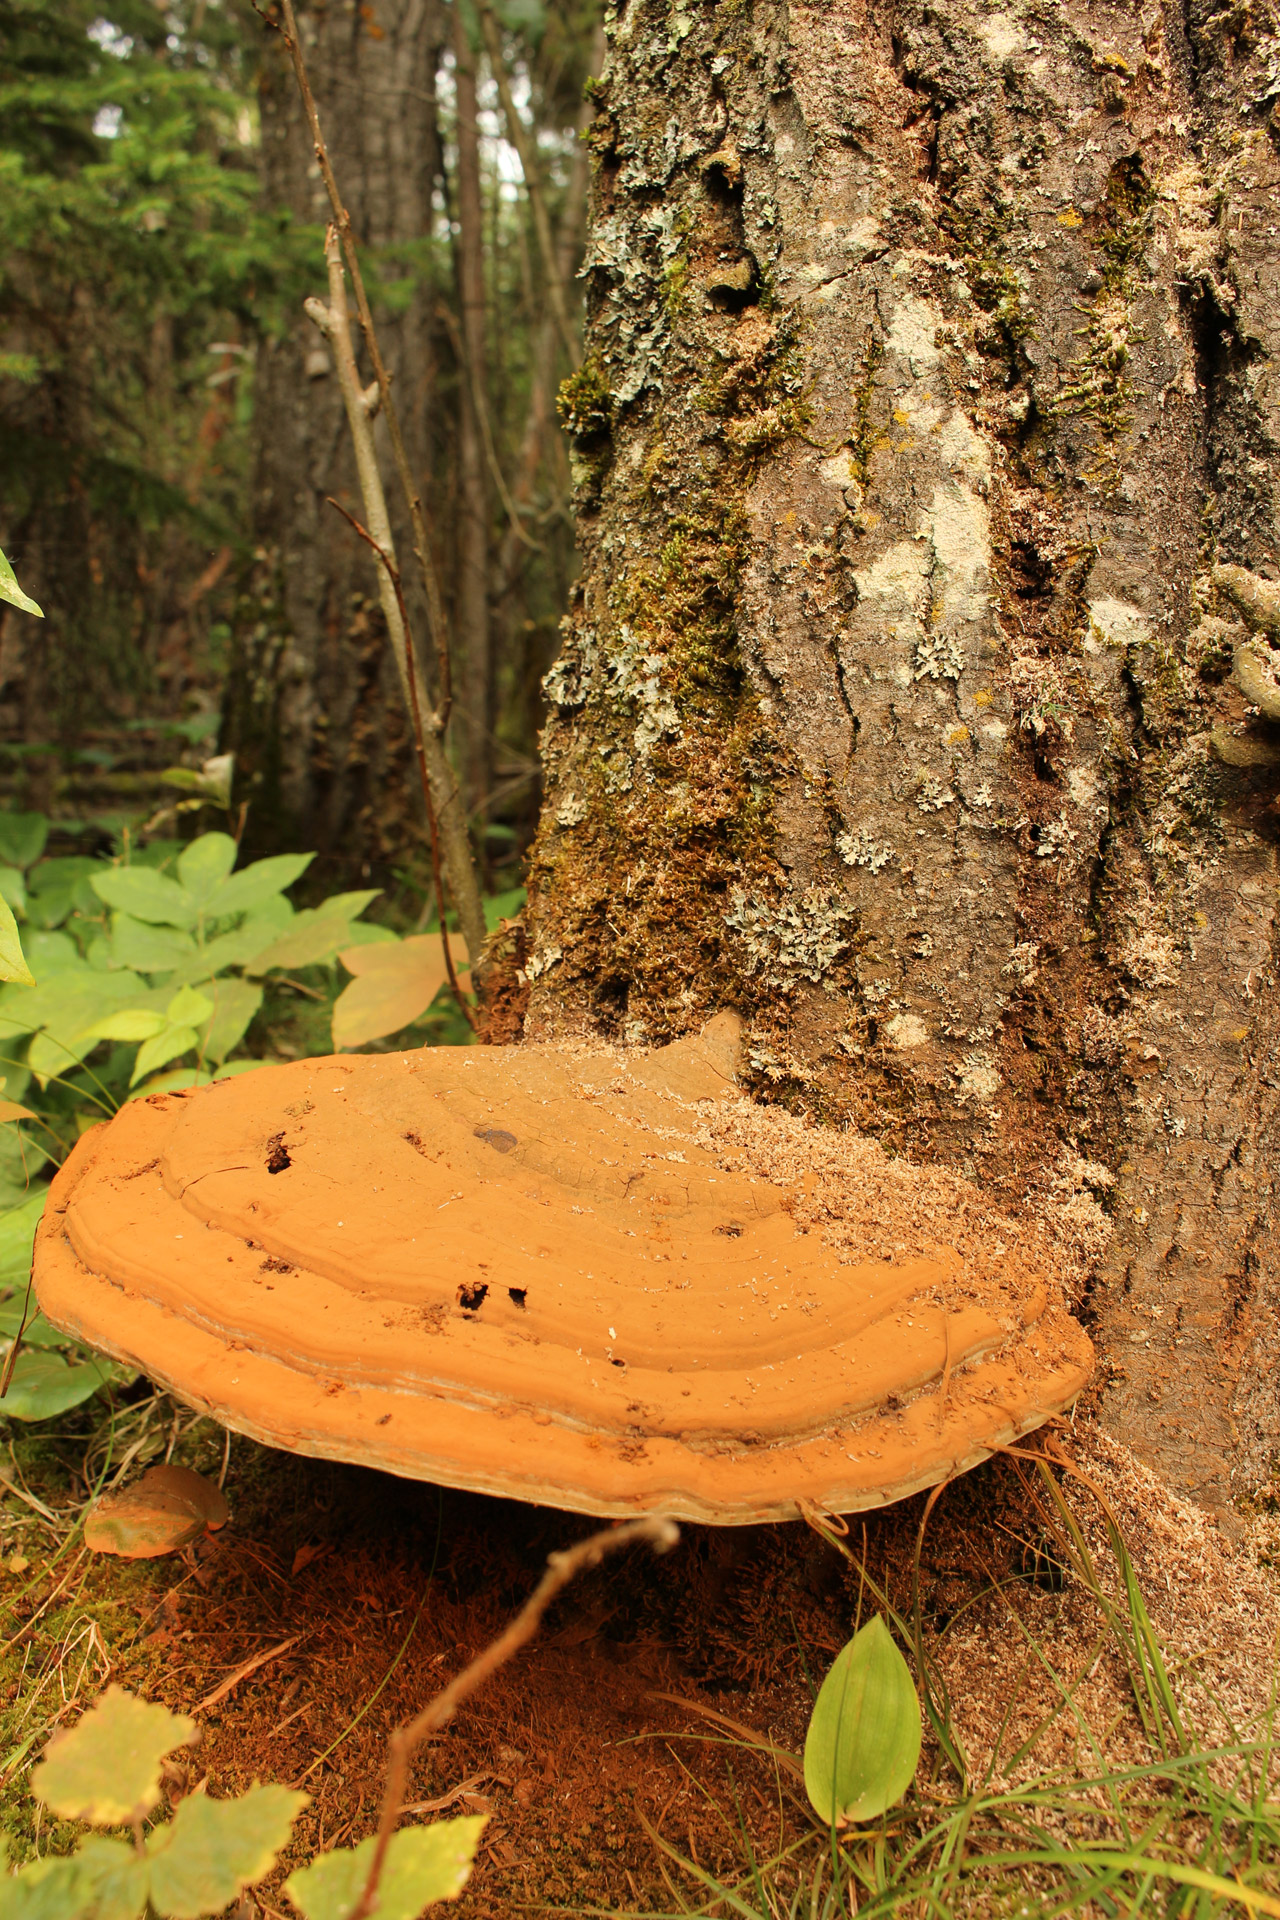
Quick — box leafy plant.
[0,544,42,621]
[802,1615,921,1828]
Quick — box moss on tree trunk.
[523,0,1280,1521]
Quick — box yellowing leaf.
[332,935,468,1051]
[0,1099,37,1123]
[85,1465,230,1559]
[130,1025,200,1086]
[284,1816,486,1920]
[32,1686,197,1827]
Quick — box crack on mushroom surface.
[32,1014,1092,1524]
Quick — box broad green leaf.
[88,1010,167,1044]
[91,866,195,929]
[284,1816,487,1920]
[21,930,79,975]
[0,1295,65,1349]
[245,892,379,974]
[68,1836,150,1920]
[0,546,42,618]
[0,812,48,871]
[332,936,467,1050]
[0,895,33,986]
[0,1193,48,1285]
[3,969,147,1078]
[110,914,197,975]
[803,1615,921,1827]
[0,1348,121,1420]
[0,867,27,916]
[165,986,214,1026]
[2,1852,102,1920]
[205,853,312,922]
[27,858,105,930]
[31,1687,197,1827]
[149,1785,308,1919]
[199,978,262,1064]
[177,834,238,910]
[131,1025,199,1086]
[165,901,294,987]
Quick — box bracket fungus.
[33,1015,1091,1524]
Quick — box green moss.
[556,356,614,439]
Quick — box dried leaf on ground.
[85,1464,230,1559]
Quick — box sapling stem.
[257,1,488,981]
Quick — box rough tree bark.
[229,0,448,866]
[521,0,1280,1520]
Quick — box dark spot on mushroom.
[457,1282,489,1312]
[610,1357,626,1368]
[376,1413,392,1426]
[474,1127,517,1153]
[261,1255,294,1274]
[715,1222,744,1238]
[266,1134,291,1174]
[508,1287,528,1309]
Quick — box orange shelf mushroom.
[33,1016,1092,1524]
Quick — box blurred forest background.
[0,0,599,901]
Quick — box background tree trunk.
[450,1,493,817]
[522,0,1280,1520]
[229,0,448,872]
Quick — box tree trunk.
[521,0,1280,1520]
[230,0,448,871]
[450,0,492,815]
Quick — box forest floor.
[4,1400,1280,1918]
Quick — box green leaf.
[246,895,379,975]
[803,1615,921,1827]
[0,895,33,987]
[2,1851,102,1920]
[284,1817,487,1920]
[131,1025,199,1086]
[0,546,42,619]
[0,867,27,917]
[88,1010,167,1043]
[31,1687,197,1827]
[177,834,238,910]
[203,852,313,922]
[0,813,49,871]
[27,859,106,930]
[68,1836,151,1920]
[199,978,262,1064]
[3,969,147,1079]
[91,866,195,929]
[110,915,198,975]
[0,1348,122,1420]
[165,986,214,1027]
[0,1193,49,1285]
[149,1785,308,1919]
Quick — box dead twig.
[253,1,487,980]
[348,1516,679,1920]
[194,1634,304,1714]
[325,498,475,1029]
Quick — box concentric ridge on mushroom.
[34,1014,1092,1523]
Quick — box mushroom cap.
[34,1019,1092,1524]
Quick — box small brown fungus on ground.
[34,1015,1091,1523]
